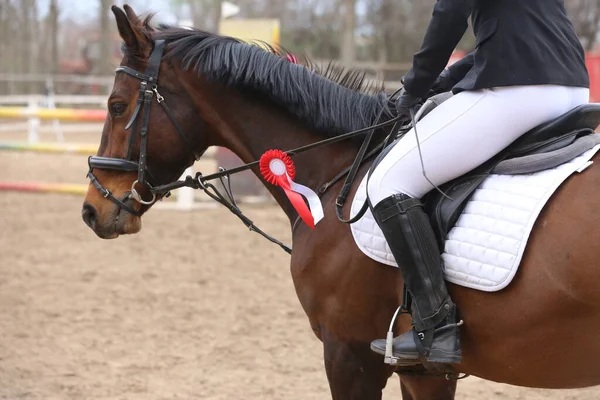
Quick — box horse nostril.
[82,203,98,228]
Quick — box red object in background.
[586,54,600,102]
[447,50,467,67]
[285,53,299,64]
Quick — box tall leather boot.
[369,193,462,364]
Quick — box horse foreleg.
[399,375,457,400]
[322,329,392,400]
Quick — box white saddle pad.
[350,145,600,292]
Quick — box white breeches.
[367,85,590,205]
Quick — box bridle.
[86,39,199,216]
[86,37,406,253]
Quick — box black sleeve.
[447,52,474,84]
[403,0,473,98]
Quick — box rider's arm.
[403,0,473,98]
[447,52,474,83]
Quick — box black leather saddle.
[423,103,600,247]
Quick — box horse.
[81,5,600,399]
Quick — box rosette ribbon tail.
[260,150,324,229]
[284,176,324,229]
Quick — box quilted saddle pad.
[350,145,600,292]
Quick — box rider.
[368,0,590,364]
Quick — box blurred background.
[2,1,600,399]
[3,0,465,94]
[0,0,596,96]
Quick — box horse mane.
[124,15,395,137]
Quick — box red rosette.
[259,149,319,229]
[259,149,295,184]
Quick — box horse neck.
[186,78,359,222]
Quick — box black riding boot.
[369,193,462,365]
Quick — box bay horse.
[82,5,600,399]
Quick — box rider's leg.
[367,85,589,364]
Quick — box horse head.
[82,5,392,239]
[82,5,211,238]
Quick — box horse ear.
[123,4,139,23]
[124,4,156,34]
[112,6,140,51]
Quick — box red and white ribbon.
[285,53,299,64]
[259,149,324,229]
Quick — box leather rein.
[87,38,404,254]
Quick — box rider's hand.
[430,68,455,95]
[395,88,421,120]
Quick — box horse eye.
[110,103,127,116]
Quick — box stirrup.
[384,306,405,365]
[383,306,464,365]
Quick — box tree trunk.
[99,0,112,75]
[30,0,39,92]
[584,1,600,51]
[189,1,203,28]
[211,0,222,33]
[340,0,355,66]
[49,0,59,75]
[19,0,33,93]
[566,0,600,51]
[0,1,6,93]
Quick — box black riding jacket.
[403,0,590,98]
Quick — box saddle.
[417,96,600,247]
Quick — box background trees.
[0,0,598,93]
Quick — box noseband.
[86,38,405,254]
[87,39,198,216]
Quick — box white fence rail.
[0,95,108,142]
[0,73,113,85]
[0,95,107,107]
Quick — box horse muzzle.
[81,195,142,239]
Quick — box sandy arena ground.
[1,126,600,399]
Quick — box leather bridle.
[86,37,406,254]
[86,39,199,216]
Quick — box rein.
[88,37,405,254]
[150,115,402,255]
[149,115,402,195]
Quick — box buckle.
[144,89,154,101]
[130,180,156,205]
[152,86,164,103]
